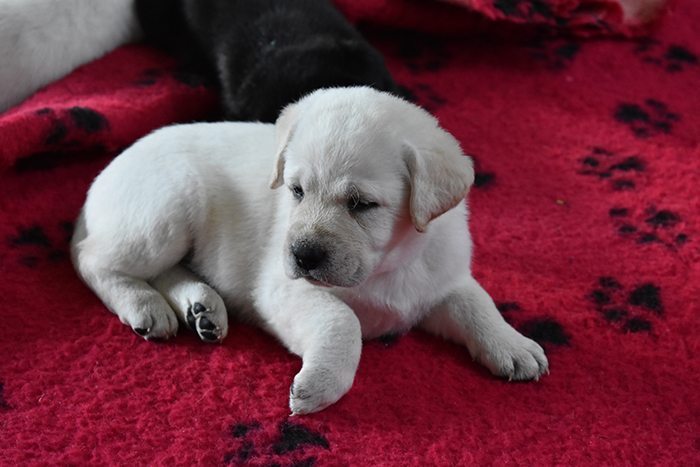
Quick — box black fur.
[136,0,400,122]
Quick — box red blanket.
[1,0,697,465]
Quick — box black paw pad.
[198,316,216,331]
[192,302,206,315]
[199,330,220,342]
[186,308,197,331]
[134,327,150,336]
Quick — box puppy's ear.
[269,103,298,189]
[403,128,474,232]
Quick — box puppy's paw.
[152,270,229,343]
[186,298,228,343]
[289,367,353,415]
[119,297,179,341]
[477,330,548,381]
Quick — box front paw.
[476,330,549,381]
[289,366,354,415]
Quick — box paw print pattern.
[588,277,663,333]
[474,171,496,189]
[469,155,496,190]
[528,39,581,70]
[614,99,679,138]
[7,223,73,267]
[578,147,646,191]
[36,107,109,145]
[394,33,452,74]
[610,205,688,248]
[494,0,556,20]
[377,333,400,347]
[224,420,329,465]
[393,33,451,112]
[634,38,698,72]
[0,381,11,410]
[412,83,447,112]
[496,302,571,347]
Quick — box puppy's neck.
[370,225,429,277]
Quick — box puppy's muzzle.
[291,240,328,273]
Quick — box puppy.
[71,87,548,414]
[135,0,401,121]
[0,0,140,113]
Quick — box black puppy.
[136,0,400,122]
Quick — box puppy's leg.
[258,283,362,414]
[421,276,548,380]
[71,213,182,340]
[151,265,228,343]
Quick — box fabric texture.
[0,0,697,465]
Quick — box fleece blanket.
[0,0,697,465]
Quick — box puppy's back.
[135,0,400,122]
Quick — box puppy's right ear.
[403,127,474,232]
[269,103,298,189]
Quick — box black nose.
[291,241,327,272]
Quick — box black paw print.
[474,171,496,189]
[7,222,73,267]
[494,0,556,20]
[471,155,496,189]
[401,82,448,113]
[610,205,688,248]
[376,333,400,347]
[35,106,109,148]
[394,33,452,74]
[634,38,698,72]
[588,277,663,333]
[496,302,571,347]
[134,68,162,87]
[0,381,11,411]
[528,39,581,70]
[578,147,646,191]
[224,420,329,465]
[614,99,679,138]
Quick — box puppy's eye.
[290,185,304,201]
[348,197,379,213]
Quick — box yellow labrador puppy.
[71,87,548,414]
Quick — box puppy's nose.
[291,242,327,272]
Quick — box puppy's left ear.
[269,103,298,189]
[403,127,474,232]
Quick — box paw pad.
[187,302,223,343]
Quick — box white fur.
[0,0,139,112]
[71,87,548,414]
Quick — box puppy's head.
[270,87,474,288]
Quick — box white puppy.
[71,87,548,414]
[0,0,139,112]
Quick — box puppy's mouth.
[303,276,332,288]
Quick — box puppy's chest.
[336,280,433,339]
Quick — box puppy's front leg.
[422,276,548,381]
[259,284,362,414]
